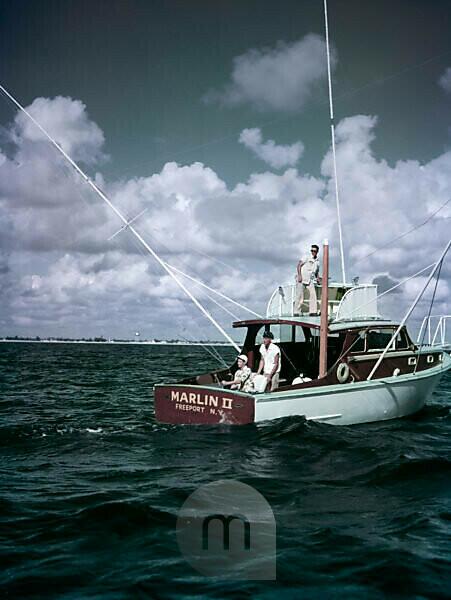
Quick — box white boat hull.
[255,357,450,426]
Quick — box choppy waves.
[1,342,450,598]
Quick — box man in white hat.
[222,355,253,392]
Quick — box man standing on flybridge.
[256,331,281,392]
[296,244,321,315]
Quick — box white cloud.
[438,67,451,94]
[320,114,451,322]
[205,34,335,112]
[1,96,451,339]
[13,96,106,164]
[239,128,304,168]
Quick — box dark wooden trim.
[233,318,321,330]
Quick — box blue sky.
[1,0,451,340]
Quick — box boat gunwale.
[154,352,451,403]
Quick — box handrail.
[418,315,451,346]
[266,282,346,318]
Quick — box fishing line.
[119,221,260,318]
[148,223,242,275]
[123,225,241,335]
[178,332,229,368]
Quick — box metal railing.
[266,283,351,319]
[334,284,380,322]
[417,315,451,347]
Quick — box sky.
[1,0,451,341]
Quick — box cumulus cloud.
[1,95,451,339]
[205,34,334,112]
[0,95,333,338]
[12,96,106,164]
[320,113,451,321]
[239,128,304,168]
[438,67,451,94]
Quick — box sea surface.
[1,342,450,599]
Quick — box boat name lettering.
[170,390,233,410]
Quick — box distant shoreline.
[0,339,234,347]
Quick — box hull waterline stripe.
[306,413,342,421]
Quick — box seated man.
[222,355,253,392]
[256,331,281,392]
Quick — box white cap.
[237,354,248,364]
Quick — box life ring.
[336,362,350,384]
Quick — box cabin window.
[351,331,365,353]
[366,329,396,352]
[276,325,294,343]
[295,327,306,343]
[395,329,409,349]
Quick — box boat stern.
[154,384,255,425]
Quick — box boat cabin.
[180,316,443,390]
[154,280,448,426]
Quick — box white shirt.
[259,342,281,374]
[300,254,319,284]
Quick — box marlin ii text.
[171,390,234,413]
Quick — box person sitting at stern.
[222,355,253,392]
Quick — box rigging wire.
[0,82,241,351]
[367,238,451,381]
[118,224,244,337]
[413,258,443,375]
[354,197,451,266]
[108,219,240,321]
[343,261,436,319]
[116,220,262,318]
[113,47,451,179]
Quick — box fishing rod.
[0,82,241,351]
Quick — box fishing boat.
[154,240,451,426]
[153,0,451,425]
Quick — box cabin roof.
[232,316,399,332]
[329,319,399,332]
[232,317,321,329]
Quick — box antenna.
[0,83,241,351]
[323,0,347,284]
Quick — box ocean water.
[1,342,450,599]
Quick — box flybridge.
[266,283,381,322]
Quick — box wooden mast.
[319,239,329,378]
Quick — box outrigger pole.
[163,262,263,319]
[0,83,242,351]
[323,0,347,284]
